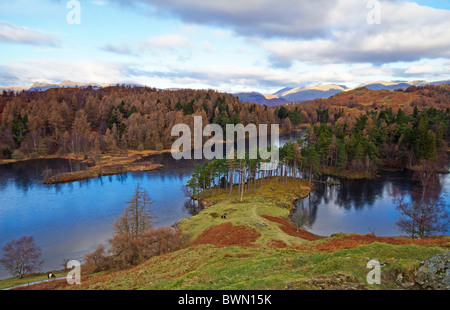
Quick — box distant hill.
[28,81,105,92]
[279,84,348,102]
[357,81,412,91]
[233,84,349,105]
[232,80,450,105]
[295,84,450,116]
[0,80,109,92]
[233,91,288,106]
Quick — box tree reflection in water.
[290,170,445,236]
[183,199,205,216]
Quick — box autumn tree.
[83,183,184,271]
[114,183,155,236]
[108,226,181,269]
[71,110,91,155]
[84,243,111,273]
[0,236,43,278]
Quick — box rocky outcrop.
[414,252,450,290]
[301,273,366,290]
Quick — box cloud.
[260,1,450,67]
[100,33,191,56]
[138,33,190,51]
[0,59,134,86]
[101,43,135,55]
[404,64,434,75]
[127,64,359,91]
[2,57,448,93]
[109,0,348,39]
[0,20,60,46]
[108,0,450,67]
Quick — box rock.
[254,222,267,227]
[395,272,415,289]
[302,273,366,290]
[414,252,450,290]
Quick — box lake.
[292,170,450,237]
[0,132,448,279]
[0,155,205,279]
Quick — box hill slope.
[25,177,448,291]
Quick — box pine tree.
[336,140,347,171]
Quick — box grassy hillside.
[291,84,450,117]
[63,243,446,290]
[7,177,449,290]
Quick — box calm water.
[293,171,450,237]
[0,131,448,279]
[0,155,204,279]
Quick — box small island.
[42,150,168,184]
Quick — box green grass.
[0,270,66,290]
[179,177,311,247]
[68,243,447,290]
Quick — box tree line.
[185,140,320,202]
[0,86,278,160]
[1,84,449,165]
[299,106,449,176]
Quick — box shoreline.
[43,162,164,184]
[319,166,377,180]
[40,150,172,184]
[0,149,173,184]
[2,176,449,289]
[0,149,173,166]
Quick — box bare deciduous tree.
[114,183,155,236]
[84,226,182,271]
[393,189,448,238]
[393,161,449,238]
[0,236,43,278]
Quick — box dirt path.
[2,277,66,290]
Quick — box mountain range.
[234,80,450,105]
[1,79,449,105]
[0,81,111,92]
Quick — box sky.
[1,0,450,94]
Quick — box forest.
[0,85,277,161]
[0,84,449,180]
[185,104,449,200]
[184,84,450,195]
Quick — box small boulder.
[414,252,450,290]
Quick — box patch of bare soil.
[194,222,261,247]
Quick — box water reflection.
[0,159,89,192]
[183,199,205,216]
[292,170,448,237]
[1,133,447,278]
[0,154,204,279]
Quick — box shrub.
[84,244,112,273]
[1,147,12,159]
[11,149,25,160]
[85,226,183,272]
